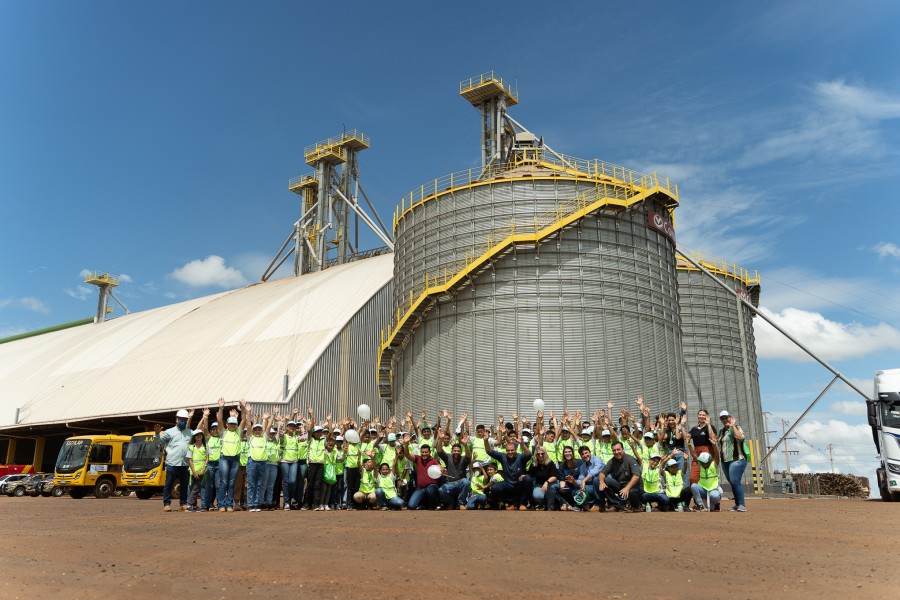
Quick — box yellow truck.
[54,435,130,499]
[122,431,167,499]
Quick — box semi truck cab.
[870,369,900,502]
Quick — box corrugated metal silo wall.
[677,268,764,482]
[393,178,685,424]
[255,281,393,423]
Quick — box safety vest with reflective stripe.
[248,435,267,461]
[207,435,222,461]
[642,462,661,493]
[664,470,684,498]
[598,441,614,463]
[699,463,719,492]
[281,435,300,462]
[239,441,249,467]
[222,430,241,457]
[308,437,326,464]
[639,442,661,463]
[190,445,207,472]
[376,473,397,499]
[359,469,375,494]
[265,439,280,463]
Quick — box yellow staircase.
[377,176,679,401]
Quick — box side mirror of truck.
[866,401,878,427]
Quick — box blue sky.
[2,1,899,483]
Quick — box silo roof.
[0,253,393,430]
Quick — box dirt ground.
[0,495,894,599]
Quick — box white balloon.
[427,464,443,479]
[357,404,371,419]
[533,398,545,412]
[344,429,360,444]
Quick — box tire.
[13,487,26,497]
[135,490,154,500]
[41,491,51,497]
[94,478,115,499]
[69,488,87,499]
[892,492,900,502]
[52,487,65,497]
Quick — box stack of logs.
[791,473,870,498]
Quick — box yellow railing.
[459,70,518,102]
[83,271,120,286]
[303,129,370,157]
[382,181,669,350]
[288,174,318,189]
[393,151,678,233]
[676,248,760,286]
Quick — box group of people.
[154,396,751,514]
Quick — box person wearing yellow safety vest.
[353,451,378,508]
[280,416,301,511]
[197,407,222,512]
[187,429,208,512]
[245,421,269,512]
[639,453,668,512]
[718,410,749,513]
[236,429,249,511]
[215,397,249,512]
[375,449,405,510]
[329,433,346,509]
[344,425,373,510]
[260,425,281,510]
[688,443,722,512]
[662,456,691,512]
[301,407,333,510]
[639,431,662,464]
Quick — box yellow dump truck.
[54,435,130,499]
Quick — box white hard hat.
[698,452,712,463]
[719,410,730,418]
[176,409,189,419]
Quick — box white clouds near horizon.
[169,255,248,289]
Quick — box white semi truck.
[870,369,900,501]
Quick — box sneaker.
[226,507,234,512]
[179,505,187,511]
[589,506,600,513]
[434,505,443,511]
[284,505,291,511]
[314,506,324,511]
[163,505,172,512]
[324,506,331,511]
[675,505,684,512]
[381,506,389,511]
[219,507,226,512]
[458,505,466,511]
[736,505,747,512]
[728,506,739,512]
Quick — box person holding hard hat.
[662,456,691,512]
[688,441,722,512]
[154,408,195,512]
[215,398,249,512]
[187,429,208,512]
[718,410,749,512]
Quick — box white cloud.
[119,274,133,284]
[873,242,900,259]
[78,269,92,279]
[64,285,93,301]
[0,296,50,314]
[0,326,27,338]
[168,256,248,289]
[815,80,900,120]
[754,307,900,361]
[830,400,867,416]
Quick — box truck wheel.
[135,490,154,500]
[69,488,87,499]
[52,487,65,497]
[94,478,115,499]
[14,486,26,497]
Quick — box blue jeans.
[246,459,264,508]
[724,460,747,507]
[438,478,470,507]
[281,462,298,507]
[375,488,405,509]
[466,493,487,509]
[408,484,438,510]
[217,455,240,509]
[491,476,533,508]
[601,475,643,509]
[532,482,559,509]
[296,461,307,507]
[691,484,722,509]
[201,461,219,509]
[642,491,669,510]
[261,463,278,506]
[163,464,189,507]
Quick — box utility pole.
[781,419,797,474]
[826,444,835,473]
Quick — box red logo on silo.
[647,210,675,242]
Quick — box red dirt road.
[0,496,893,599]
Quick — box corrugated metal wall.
[678,268,764,482]
[393,177,685,424]
[255,281,393,421]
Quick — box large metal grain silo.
[677,253,765,477]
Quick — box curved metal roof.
[0,254,393,429]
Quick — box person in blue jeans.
[215,398,249,512]
[435,438,470,509]
[402,440,442,510]
[484,428,532,510]
[575,445,605,510]
[154,408,195,512]
[718,411,749,512]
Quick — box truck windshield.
[882,402,900,429]
[123,435,164,472]
[56,439,92,473]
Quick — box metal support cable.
[332,187,395,250]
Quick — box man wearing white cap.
[153,408,195,512]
